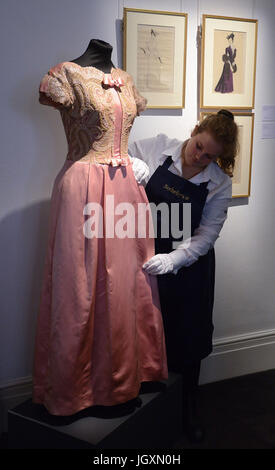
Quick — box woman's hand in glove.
[143,249,187,275]
[143,254,174,275]
[130,157,149,186]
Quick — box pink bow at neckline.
[102,74,124,89]
[110,157,128,167]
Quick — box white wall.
[0,0,275,389]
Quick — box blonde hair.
[196,110,239,177]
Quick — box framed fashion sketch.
[201,112,254,197]
[201,15,258,109]
[123,8,187,109]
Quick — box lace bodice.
[39,61,147,165]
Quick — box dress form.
[34,44,167,416]
[70,39,115,72]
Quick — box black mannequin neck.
[70,39,115,73]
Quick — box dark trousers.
[180,360,201,426]
[180,360,201,393]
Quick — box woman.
[129,110,238,442]
[215,33,237,93]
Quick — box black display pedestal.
[8,373,182,449]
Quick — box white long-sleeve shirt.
[128,133,232,268]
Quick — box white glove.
[143,253,174,275]
[143,249,188,275]
[130,157,149,186]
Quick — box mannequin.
[34,40,168,418]
[70,39,115,72]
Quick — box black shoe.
[183,393,205,444]
[184,421,205,443]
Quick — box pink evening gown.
[32,62,167,416]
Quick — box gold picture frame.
[201,112,254,198]
[123,8,188,109]
[201,15,258,110]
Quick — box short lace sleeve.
[132,83,147,115]
[126,73,147,115]
[39,63,74,109]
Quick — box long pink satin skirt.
[33,160,168,416]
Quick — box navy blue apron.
[145,156,215,372]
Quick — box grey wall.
[0,0,274,387]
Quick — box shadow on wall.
[0,200,51,383]
[229,197,248,207]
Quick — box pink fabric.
[102,74,124,88]
[111,88,124,165]
[33,64,167,416]
[33,161,167,415]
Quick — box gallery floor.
[174,368,275,449]
[1,369,275,449]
